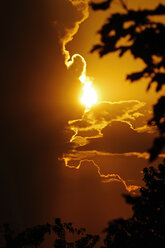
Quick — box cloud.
[61,0,90,65]
[77,121,155,153]
[54,1,153,194]
[61,155,141,192]
[62,100,157,192]
[62,150,151,162]
[68,100,150,147]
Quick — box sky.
[0,0,165,237]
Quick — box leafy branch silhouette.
[1,218,99,248]
[90,0,165,161]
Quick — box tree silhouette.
[101,159,165,248]
[90,0,165,161]
[3,223,51,248]
[2,218,99,248]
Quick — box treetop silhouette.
[2,218,99,248]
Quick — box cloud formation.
[77,121,154,153]
[61,0,90,65]
[62,99,156,192]
[68,100,147,147]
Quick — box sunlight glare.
[81,81,98,108]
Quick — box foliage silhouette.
[101,159,165,248]
[90,0,112,10]
[3,223,51,248]
[2,218,99,248]
[90,0,165,161]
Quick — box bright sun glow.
[81,81,98,108]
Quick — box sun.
[81,81,98,108]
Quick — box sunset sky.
[1,0,165,237]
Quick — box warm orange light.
[81,80,98,108]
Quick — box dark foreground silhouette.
[1,159,165,248]
[101,159,165,248]
[2,218,99,248]
[90,0,165,161]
